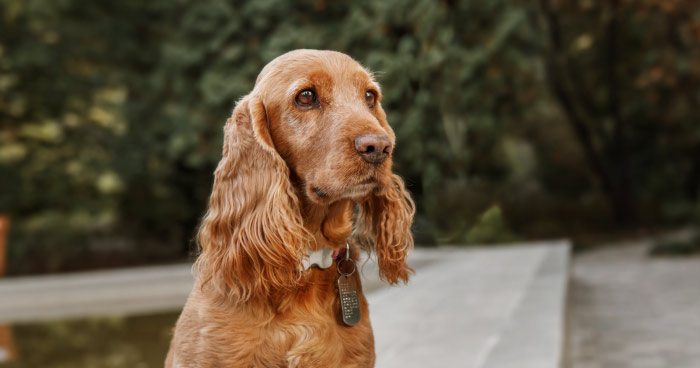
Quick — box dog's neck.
[300,198,354,251]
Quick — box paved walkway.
[0,264,194,323]
[371,242,569,368]
[0,242,570,368]
[569,241,700,368]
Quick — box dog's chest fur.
[170,271,375,368]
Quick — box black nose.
[354,133,392,164]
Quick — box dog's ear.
[196,95,311,303]
[355,174,415,284]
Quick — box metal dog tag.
[338,274,361,326]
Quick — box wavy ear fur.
[196,95,311,303]
[355,174,415,284]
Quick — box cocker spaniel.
[166,49,414,368]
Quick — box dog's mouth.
[309,178,379,203]
[342,182,378,198]
[313,186,329,198]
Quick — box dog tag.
[337,274,361,326]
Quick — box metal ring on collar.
[337,258,356,277]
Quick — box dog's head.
[255,50,397,203]
[197,50,414,302]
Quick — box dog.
[166,49,414,368]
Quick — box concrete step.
[0,264,194,323]
[0,241,570,368]
[370,241,570,368]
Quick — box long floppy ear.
[196,95,311,303]
[355,174,415,284]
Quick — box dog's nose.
[354,133,392,164]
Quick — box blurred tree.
[1,0,699,272]
[537,0,700,226]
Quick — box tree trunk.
[537,0,637,227]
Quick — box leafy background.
[1,0,699,274]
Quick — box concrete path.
[0,242,571,368]
[0,264,194,323]
[370,242,570,368]
[569,242,700,368]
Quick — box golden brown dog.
[166,49,414,368]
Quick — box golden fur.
[166,49,414,368]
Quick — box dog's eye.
[295,89,317,109]
[365,91,376,108]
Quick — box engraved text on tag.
[337,274,361,326]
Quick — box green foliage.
[1,0,699,272]
[5,312,178,367]
[462,205,517,245]
[538,0,700,227]
[649,238,700,256]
